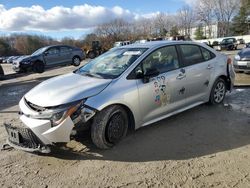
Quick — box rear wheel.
[72,56,81,66]
[209,78,226,104]
[91,105,128,149]
[32,61,45,73]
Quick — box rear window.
[200,47,215,61]
[179,45,204,66]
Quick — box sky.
[0,0,192,39]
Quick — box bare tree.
[195,0,214,38]
[95,19,130,41]
[177,5,196,36]
[131,18,154,39]
[213,0,240,37]
[153,13,175,37]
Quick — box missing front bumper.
[4,123,51,153]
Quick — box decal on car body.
[152,75,170,106]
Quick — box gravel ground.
[0,55,250,188]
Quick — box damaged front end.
[4,97,96,153]
[4,123,51,153]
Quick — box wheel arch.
[97,103,136,131]
[72,55,81,60]
[33,59,44,65]
[217,75,231,90]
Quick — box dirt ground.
[0,54,250,188]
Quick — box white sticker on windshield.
[123,51,142,56]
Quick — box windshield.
[31,47,47,56]
[76,48,148,79]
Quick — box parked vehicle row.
[4,41,235,153]
[234,47,250,73]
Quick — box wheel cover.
[106,112,126,144]
[214,81,225,103]
[74,57,80,65]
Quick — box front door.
[136,45,187,125]
[43,47,60,66]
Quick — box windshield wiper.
[83,72,103,79]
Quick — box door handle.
[207,65,213,69]
[176,73,186,80]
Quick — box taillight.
[227,58,232,65]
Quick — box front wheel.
[209,78,226,104]
[32,61,45,73]
[91,105,128,149]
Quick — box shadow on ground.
[44,103,250,162]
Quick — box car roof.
[119,40,202,49]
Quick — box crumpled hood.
[25,73,112,107]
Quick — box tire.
[88,51,95,59]
[32,61,45,73]
[209,78,226,105]
[91,105,128,149]
[72,56,81,66]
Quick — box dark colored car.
[0,57,4,63]
[237,38,245,45]
[234,48,250,73]
[7,56,20,64]
[218,38,238,51]
[245,42,250,48]
[0,64,4,80]
[2,57,9,64]
[12,45,85,73]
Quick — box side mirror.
[43,51,48,56]
[143,68,160,83]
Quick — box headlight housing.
[28,100,85,127]
[50,101,83,127]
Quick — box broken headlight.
[50,101,83,127]
[27,100,85,127]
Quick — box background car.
[237,38,245,44]
[234,48,250,73]
[244,42,250,48]
[218,38,238,51]
[6,56,14,64]
[0,64,4,80]
[2,56,9,64]
[12,45,85,73]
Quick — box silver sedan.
[5,41,235,153]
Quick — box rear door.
[59,46,72,64]
[178,44,215,105]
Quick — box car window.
[141,46,179,74]
[47,47,59,55]
[60,46,72,53]
[200,47,215,61]
[77,48,147,79]
[179,45,204,66]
